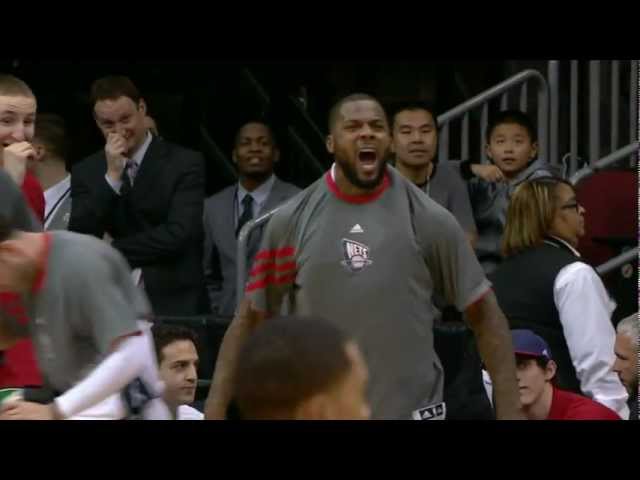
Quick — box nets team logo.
[341,238,373,273]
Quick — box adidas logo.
[349,224,364,233]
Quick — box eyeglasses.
[560,202,581,212]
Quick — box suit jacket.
[45,192,71,231]
[203,177,300,318]
[69,136,209,316]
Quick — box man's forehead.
[339,100,386,121]
[615,333,635,351]
[238,122,271,138]
[395,109,435,127]
[0,95,36,114]
[94,96,137,116]
[162,339,198,356]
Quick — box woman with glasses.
[488,177,629,419]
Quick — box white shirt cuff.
[105,174,123,195]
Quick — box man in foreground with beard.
[206,94,524,420]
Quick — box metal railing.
[236,207,281,305]
[199,124,237,184]
[561,60,639,176]
[437,69,549,166]
[570,142,639,186]
[287,125,326,179]
[596,248,638,276]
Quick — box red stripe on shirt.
[31,233,51,294]
[254,246,296,261]
[245,272,297,293]
[249,261,297,277]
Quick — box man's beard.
[336,155,387,191]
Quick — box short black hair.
[327,93,385,132]
[486,109,537,143]
[151,324,199,364]
[234,315,354,419]
[90,75,142,108]
[34,113,69,162]
[388,100,439,131]
[233,118,278,148]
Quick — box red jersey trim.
[245,272,297,293]
[254,246,296,261]
[466,286,493,311]
[31,233,51,294]
[249,261,297,277]
[324,170,390,204]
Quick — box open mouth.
[358,149,378,173]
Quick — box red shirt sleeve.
[21,171,45,224]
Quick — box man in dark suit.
[69,75,208,317]
[203,120,300,319]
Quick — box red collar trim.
[31,233,51,294]
[324,169,390,204]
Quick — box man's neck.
[240,174,271,193]
[35,160,68,191]
[524,384,554,420]
[334,164,382,197]
[125,130,150,160]
[395,161,433,186]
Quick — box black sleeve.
[459,158,475,181]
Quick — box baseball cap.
[511,329,552,360]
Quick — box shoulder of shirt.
[398,171,458,222]
[206,183,236,204]
[178,405,204,420]
[148,136,203,161]
[559,389,620,420]
[273,176,324,216]
[273,176,302,195]
[555,260,598,288]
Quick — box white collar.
[44,175,71,213]
[130,131,153,167]
[237,174,276,209]
[547,236,581,257]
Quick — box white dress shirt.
[43,174,71,229]
[549,236,629,419]
[235,174,276,228]
[177,405,204,420]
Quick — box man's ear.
[485,143,493,161]
[273,147,280,164]
[232,150,238,164]
[530,141,538,159]
[545,360,557,382]
[33,144,46,162]
[326,135,334,154]
[138,99,147,116]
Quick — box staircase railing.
[437,69,549,166]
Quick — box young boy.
[459,110,557,273]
